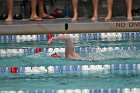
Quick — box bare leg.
[30,0,42,21]
[5,0,13,22]
[71,0,78,22]
[126,0,133,21]
[38,0,54,19]
[105,0,113,21]
[91,0,98,21]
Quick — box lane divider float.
[1,88,140,93]
[0,64,139,74]
[0,32,139,43]
[0,46,139,57]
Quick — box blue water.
[0,33,140,91]
[0,73,140,90]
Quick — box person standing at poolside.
[72,0,99,22]
[5,0,13,22]
[30,0,54,21]
[105,0,133,21]
[47,35,80,59]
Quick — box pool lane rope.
[0,64,140,74]
[0,88,140,93]
[0,32,140,43]
[0,46,139,57]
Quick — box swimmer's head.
[51,52,63,58]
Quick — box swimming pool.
[0,32,140,93]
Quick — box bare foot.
[71,17,78,23]
[91,16,98,22]
[40,14,54,19]
[127,16,133,21]
[104,16,111,22]
[30,16,42,21]
[5,17,13,22]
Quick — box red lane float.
[10,67,18,73]
[35,48,42,53]
[47,34,53,40]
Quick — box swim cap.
[51,52,63,58]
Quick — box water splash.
[88,48,140,61]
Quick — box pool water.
[0,32,140,92]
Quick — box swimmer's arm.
[47,35,71,45]
[53,35,70,40]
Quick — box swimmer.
[47,35,80,59]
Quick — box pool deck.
[0,17,140,35]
